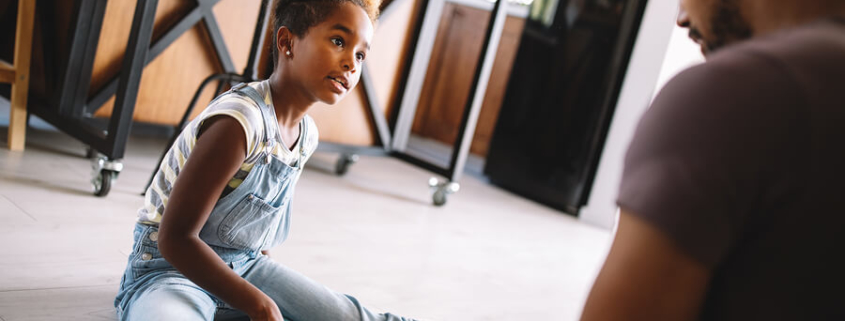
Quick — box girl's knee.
[122,278,215,321]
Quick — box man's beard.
[704,0,753,53]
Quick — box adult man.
[581,0,845,320]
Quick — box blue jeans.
[115,224,412,321]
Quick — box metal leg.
[87,0,225,113]
[57,0,106,118]
[72,0,107,119]
[384,0,507,205]
[335,153,359,176]
[391,0,444,152]
[446,0,507,182]
[360,64,392,150]
[198,0,235,73]
[243,0,271,80]
[105,0,159,160]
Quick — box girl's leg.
[120,275,217,321]
[242,256,415,321]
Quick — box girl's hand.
[248,293,283,321]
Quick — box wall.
[578,0,704,229]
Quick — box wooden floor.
[0,123,611,321]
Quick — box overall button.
[148,231,159,242]
[141,253,152,261]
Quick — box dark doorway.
[484,0,649,215]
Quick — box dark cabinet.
[485,0,648,214]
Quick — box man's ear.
[276,26,295,59]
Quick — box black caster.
[335,153,359,176]
[91,153,123,197]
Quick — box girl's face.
[287,2,374,105]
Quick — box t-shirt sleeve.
[617,51,807,268]
[196,95,265,161]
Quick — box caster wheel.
[335,153,359,176]
[93,169,117,197]
[91,155,123,197]
[428,177,460,207]
[433,189,448,206]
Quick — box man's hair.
[271,0,380,65]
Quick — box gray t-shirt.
[618,18,845,320]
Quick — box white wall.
[655,24,706,98]
[578,1,704,229]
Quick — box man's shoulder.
[658,19,844,117]
[654,51,795,119]
[704,18,845,79]
[641,35,811,153]
[741,18,845,55]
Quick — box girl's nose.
[342,56,358,72]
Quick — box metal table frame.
[24,0,506,202]
[387,0,508,204]
[28,0,257,196]
[29,0,158,160]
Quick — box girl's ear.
[276,26,295,59]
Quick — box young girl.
[114,1,417,320]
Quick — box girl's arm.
[157,116,282,320]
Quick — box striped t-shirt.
[138,80,319,225]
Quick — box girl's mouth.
[328,76,348,90]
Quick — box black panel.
[484,0,647,215]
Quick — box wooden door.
[411,2,524,157]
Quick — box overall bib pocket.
[218,192,280,251]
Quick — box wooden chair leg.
[7,0,36,151]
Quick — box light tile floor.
[0,125,612,321]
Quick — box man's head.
[677,0,752,55]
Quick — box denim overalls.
[114,84,413,321]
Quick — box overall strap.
[231,83,277,163]
[300,118,307,156]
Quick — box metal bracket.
[87,0,232,114]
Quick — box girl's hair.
[271,0,380,65]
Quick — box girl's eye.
[356,53,366,61]
[331,38,344,47]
